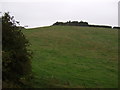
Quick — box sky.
[0,0,119,28]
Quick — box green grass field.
[23,26,118,88]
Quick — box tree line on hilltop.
[53,21,120,29]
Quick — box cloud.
[1,0,119,28]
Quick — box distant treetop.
[53,21,88,26]
[52,21,118,29]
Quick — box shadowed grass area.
[23,26,118,88]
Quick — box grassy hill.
[23,26,118,88]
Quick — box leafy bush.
[2,12,32,87]
[53,21,88,26]
[113,27,120,29]
[52,21,112,28]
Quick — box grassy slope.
[23,26,118,88]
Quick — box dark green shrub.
[2,12,32,87]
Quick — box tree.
[2,12,32,87]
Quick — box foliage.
[53,21,112,28]
[88,24,112,28]
[113,27,120,29]
[2,12,32,87]
[53,21,88,26]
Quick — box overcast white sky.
[0,0,119,28]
